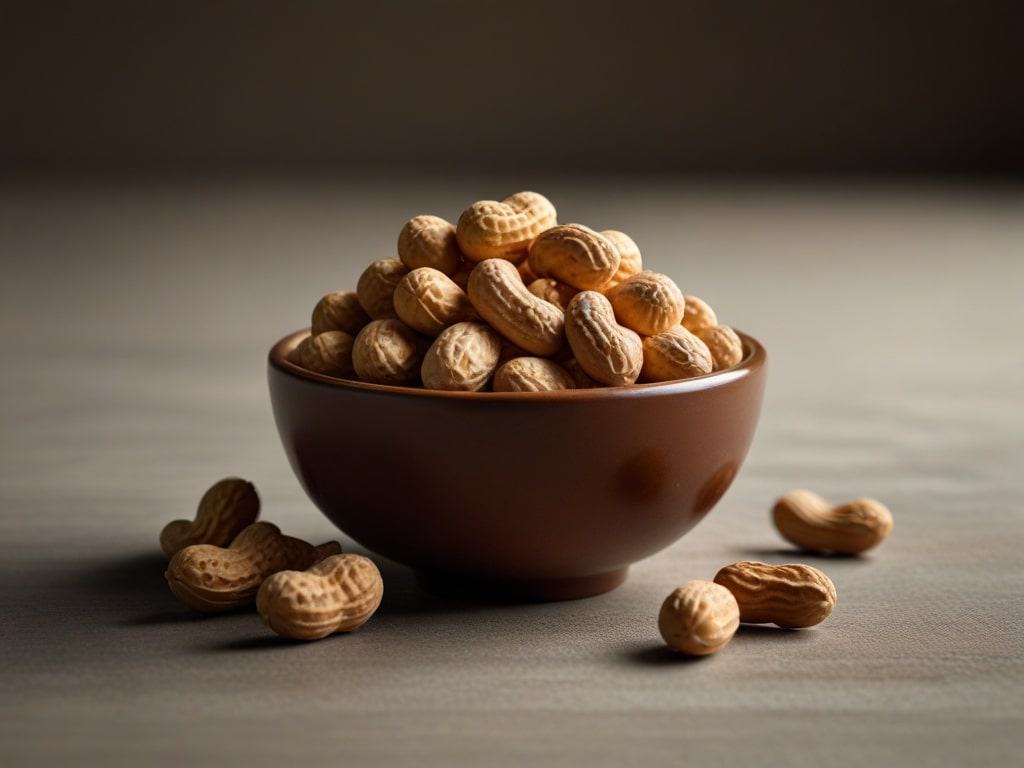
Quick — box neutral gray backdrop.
[1,177,1022,766]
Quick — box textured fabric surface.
[1,180,1021,766]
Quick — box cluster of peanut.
[155,479,891,649]
[657,489,893,656]
[160,478,384,641]
[293,191,744,391]
[658,562,838,656]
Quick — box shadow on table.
[78,545,586,652]
[620,644,711,666]
[75,551,215,626]
[616,623,820,666]
[207,551,520,651]
[732,546,874,564]
[733,623,818,642]
[354,547,521,616]
[80,543,492,628]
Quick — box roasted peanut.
[565,291,643,386]
[295,331,355,377]
[165,522,341,613]
[398,214,463,276]
[356,258,410,319]
[393,267,475,337]
[600,230,643,289]
[456,191,557,262]
[257,554,384,641]
[421,321,502,391]
[352,318,422,385]
[293,190,755,393]
[160,478,260,558]
[606,270,685,336]
[467,258,565,356]
[641,327,713,382]
[311,290,371,336]
[493,357,575,392]
[528,224,620,291]
[698,325,744,371]
[773,490,894,555]
[714,561,837,629]
[527,277,578,311]
[681,294,717,334]
[658,580,740,656]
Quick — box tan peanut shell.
[397,214,463,276]
[295,331,355,377]
[311,291,371,336]
[352,319,422,385]
[658,580,740,655]
[493,357,575,392]
[600,230,643,288]
[641,327,713,382]
[393,267,475,337]
[356,259,410,319]
[165,522,341,613]
[681,295,718,334]
[773,490,894,555]
[565,291,643,386]
[527,278,578,311]
[160,477,260,558]
[257,554,384,641]
[606,270,685,336]
[698,325,744,371]
[467,258,565,356]
[456,191,557,262]
[528,224,621,290]
[714,561,837,629]
[421,321,502,391]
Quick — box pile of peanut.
[161,478,383,640]
[292,191,744,391]
[659,490,894,656]
[158,478,891,647]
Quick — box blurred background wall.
[3,0,1022,176]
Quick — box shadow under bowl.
[268,329,766,601]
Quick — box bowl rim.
[269,327,766,401]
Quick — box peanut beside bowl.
[268,329,766,601]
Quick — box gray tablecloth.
[2,179,1021,766]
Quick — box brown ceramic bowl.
[268,329,766,601]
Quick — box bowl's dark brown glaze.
[268,329,766,601]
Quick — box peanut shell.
[357,259,410,320]
[398,215,463,276]
[352,318,422,385]
[420,321,502,391]
[393,267,475,337]
[528,223,621,291]
[493,357,575,392]
[467,258,565,357]
[606,270,685,336]
[456,191,557,262]
[714,561,837,629]
[565,291,642,386]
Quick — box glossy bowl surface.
[268,329,766,600]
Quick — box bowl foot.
[415,567,628,603]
